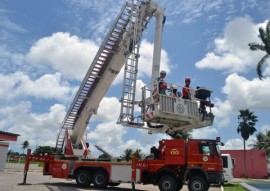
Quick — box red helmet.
[185,77,191,82]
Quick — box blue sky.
[1,0,270,156]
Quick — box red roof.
[0,130,20,141]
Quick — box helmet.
[171,84,177,89]
[160,70,166,75]
[185,77,191,82]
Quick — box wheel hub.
[96,175,104,184]
[192,181,202,191]
[79,174,86,183]
[163,180,171,189]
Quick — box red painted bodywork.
[187,140,223,172]
[137,139,223,174]
[221,150,268,179]
[25,139,223,185]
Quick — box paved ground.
[1,165,221,191]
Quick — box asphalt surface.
[1,164,221,191]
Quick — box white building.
[0,131,19,172]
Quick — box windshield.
[216,143,222,157]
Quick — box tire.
[178,181,184,190]
[188,176,208,191]
[158,175,178,191]
[206,183,210,190]
[108,182,121,187]
[92,170,108,189]
[75,170,91,188]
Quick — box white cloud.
[0,46,25,72]
[192,126,218,139]
[260,125,270,133]
[27,33,171,85]
[222,73,270,110]
[88,121,127,156]
[92,97,121,122]
[195,17,267,74]
[88,120,169,157]
[194,17,270,129]
[221,138,243,150]
[138,40,171,78]
[135,79,147,100]
[26,32,99,81]
[0,72,74,101]
[3,102,66,151]
[221,136,256,150]
[212,73,270,128]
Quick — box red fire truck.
[23,0,223,190]
[25,138,224,191]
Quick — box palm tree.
[249,129,270,161]
[237,109,258,178]
[21,141,30,154]
[248,20,270,80]
[123,148,133,162]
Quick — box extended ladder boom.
[56,0,165,156]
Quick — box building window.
[232,158,236,166]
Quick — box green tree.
[248,20,270,80]
[168,130,193,139]
[32,146,58,155]
[98,153,109,159]
[123,148,133,162]
[135,149,143,160]
[7,149,20,159]
[21,141,30,154]
[237,109,258,178]
[249,129,270,161]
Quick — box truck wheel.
[178,181,184,190]
[92,170,108,188]
[75,170,91,188]
[158,175,178,191]
[188,176,208,191]
[108,182,121,187]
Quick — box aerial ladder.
[55,0,214,158]
[55,0,166,157]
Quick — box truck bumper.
[208,171,224,184]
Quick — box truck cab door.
[198,141,219,171]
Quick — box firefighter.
[170,84,179,97]
[83,142,91,158]
[182,77,192,99]
[158,70,167,95]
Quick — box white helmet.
[160,70,166,75]
[171,84,177,89]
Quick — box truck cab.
[221,154,234,181]
[186,139,224,186]
[139,138,224,191]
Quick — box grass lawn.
[7,160,36,164]
[6,160,44,167]
[223,182,247,191]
